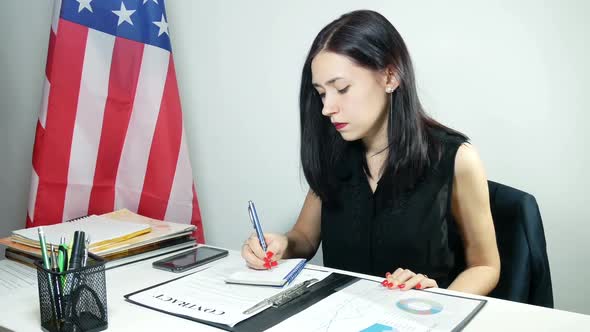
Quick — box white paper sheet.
[266,278,485,332]
[126,258,331,327]
[0,259,37,295]
[225,258,306,286]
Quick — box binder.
[124,269,487,332]
[124,272,357,332]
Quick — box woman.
[242,10,500,295]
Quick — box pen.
[58,237,67,287]
[50,244,58,271]
[284,260,307,285]
[82,236,90,267]
[67,239,73,270]
[64,231,85,325]
[248,200,267,252]
[38,227,51,270]
[38,228,59,323]
[52,274,64,323]
[50,244,64,321]
[69,231,85,270]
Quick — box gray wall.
[0,1,52,253]
[1,0,589,314]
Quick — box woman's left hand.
[381,268,438,290]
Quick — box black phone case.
[152,247,229,273]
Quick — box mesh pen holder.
[36,253,108,332]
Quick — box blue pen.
[284,260,307,285]
[248,200,267,252]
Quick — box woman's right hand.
[241,233,288,270]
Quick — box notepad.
[11,215,151,249]
[225,259,307,287]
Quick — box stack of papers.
[2,209,196,259]
[89,209,195,255]
[11,215,151,249]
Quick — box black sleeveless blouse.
[321,129,467,288]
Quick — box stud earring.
[385,86,394,93]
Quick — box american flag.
[27,0,205,243]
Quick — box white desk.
[1,248,589,331]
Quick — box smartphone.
[152,246,229,273]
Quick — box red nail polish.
[387,283,394,289]
[266,251,274,258]
[381,279,388,286]
[385,272,391,278]
[416,283,422,289]
[399,284,405,289]
[271,261,278,266]
[264,262,270,269]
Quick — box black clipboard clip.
[243,278,319,315]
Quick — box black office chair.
[485,181,554,308]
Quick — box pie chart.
[396,298,443,315]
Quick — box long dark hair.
[300,10,467,202]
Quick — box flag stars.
[76,0,93,13]
[153,14,169,37]
[112,2,136,26]
[143,0,159,4]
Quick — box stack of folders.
[1,209,196,268]
[11,216,152,250]
[225,258,307,287]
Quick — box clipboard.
[124,272,357,332]
[124,270,488,332]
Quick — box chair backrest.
[486,181,553,308]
